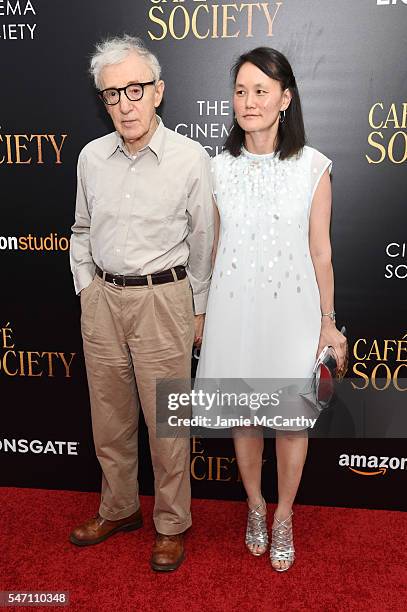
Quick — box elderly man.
[69,35,214,572]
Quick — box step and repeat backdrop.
[1,0,406,511]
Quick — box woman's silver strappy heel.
[245,498,269,556]
[270,511,295,571]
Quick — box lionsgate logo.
[0,438,79,455]
[339,453,407,476]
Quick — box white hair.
[90,34,161,90]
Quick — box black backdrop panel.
[1,0,406,511]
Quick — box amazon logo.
[339,454,407,476]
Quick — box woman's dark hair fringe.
[224,47,306,160]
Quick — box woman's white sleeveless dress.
[194,145,332,428]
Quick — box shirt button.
[116,248,121,253]
[125,193,130,199]
[131,167,136,173]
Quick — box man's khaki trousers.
[80,273,194,535]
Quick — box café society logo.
[0,128,67,164]
[366,102,407,164]
[352,333,407,390]
[190,437,266,481]
[148,0,283,40]
[0,322,76,378]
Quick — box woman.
[196,47,347,571]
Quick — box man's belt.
[95,265,187,287]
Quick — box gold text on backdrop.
[148,1,283,40]
[0,133,67,164]
[352,334,407,390]
[366,102,407,164]
[0,323,76,377]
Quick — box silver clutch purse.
[301,327,348,412]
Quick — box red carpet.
[1,488,406,612]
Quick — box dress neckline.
[242,146,276,160]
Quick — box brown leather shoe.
[69,508,142,546]
[151,532,185,572]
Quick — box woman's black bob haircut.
[224,47,306,160]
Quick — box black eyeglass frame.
[97,80,156,105]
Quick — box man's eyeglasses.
[98,81,156,105]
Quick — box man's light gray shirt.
[70,118,214,314]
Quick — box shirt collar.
[107,115,165,163]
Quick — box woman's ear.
[281,87,292,112]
